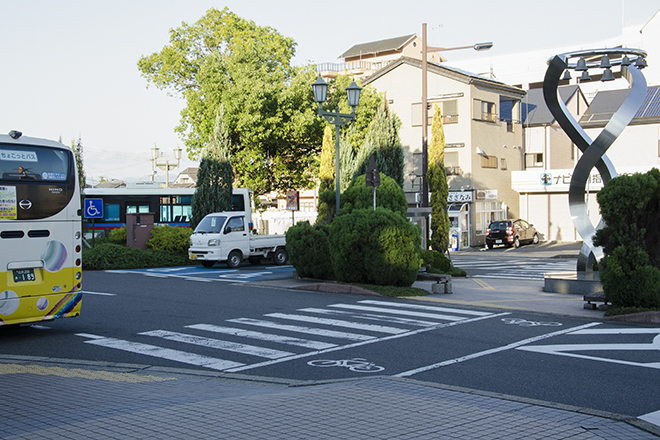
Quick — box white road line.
[81,291,116,296]
[227,318,375,341]
[265,313,407,334]
[327,304,466,321]
[76,333,243,371]
[225,312,510,373]
[394,322,601,377]
[357,300,492,317]
[139,330,294,359]
[298,308,441,327]
[640,410,660,428]
[186,324,336,350]
[473,275,544,281]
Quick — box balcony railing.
[317,60,394,74]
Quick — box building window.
[525,153,544,168]
[473,99,497,122]
[441,100,458,124]
[445,151,460,175]
[411,99,460,126]
[500,158,507,170]
[475,201,504,235]
[481,155,497,168]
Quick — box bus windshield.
[194,215,227,234]
[0,143,71,182]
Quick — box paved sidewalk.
[1,359,658,439]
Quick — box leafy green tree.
[593,169,660,308]
[190,111,234,230]
[138,7,321,195]
[352,101,405,187]
[428,104,450,252]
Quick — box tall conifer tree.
[190,109,234,230]
[428,104,450,251]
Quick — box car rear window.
[490,221,510,229]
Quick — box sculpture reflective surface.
[542,49,648,276]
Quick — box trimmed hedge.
[82,243,193,270]
[148,225,193,253]
[285,221,334,280]
[329,208,421,287]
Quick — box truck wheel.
[273,248,288,265]
[227,250,243,268]
[201,261,215,268]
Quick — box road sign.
[84,198,103,219]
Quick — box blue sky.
[1,0,658,183]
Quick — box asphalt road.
[2,267,659,420]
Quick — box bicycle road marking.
[307,358,385,373]
[394,322,601,377]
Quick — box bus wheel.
[273,248,288,265]
[227,251,243,268]
[201,261,215,268]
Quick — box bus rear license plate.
[13,268,36,282]
[190,254,197,260]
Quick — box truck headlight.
[208,239,219,246]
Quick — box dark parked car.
[486,219,540,248]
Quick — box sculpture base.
[544,271,603,295]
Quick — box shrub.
[148,225,193,254]
[108,227,127,245]
[340,173,407,218]
[594,169,660,308]
[329,208,421,287]
[285,221,334,280]
[82,242,194,270]
[421,250,451,272]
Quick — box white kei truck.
[188,188,288,268]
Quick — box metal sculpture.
[543,49,648,277]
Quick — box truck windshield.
[194,215,227,234]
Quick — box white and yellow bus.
[0,131,82,325]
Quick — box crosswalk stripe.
[356,300,493,316]
[326,304,466,321]
[265,313,407,334]
[186,324,336,350]
[227,318,374,341]
[77,334,243,370]
[297,308,440,327]
[139,330,294,359]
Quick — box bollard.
[431,276,453,294]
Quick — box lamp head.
[345,81,362,108]
[173,145,183,161]
[312,75,328,103]
[474,42,493,52]
[151,144,160,160]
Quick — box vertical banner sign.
[286,191,299,225]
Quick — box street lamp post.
[420,23,492,209]
[151,144,183,188]
[312,75,362,216]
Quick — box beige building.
[337,47,526,248]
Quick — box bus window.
[104,203,120,221]
[126,204,150,214]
